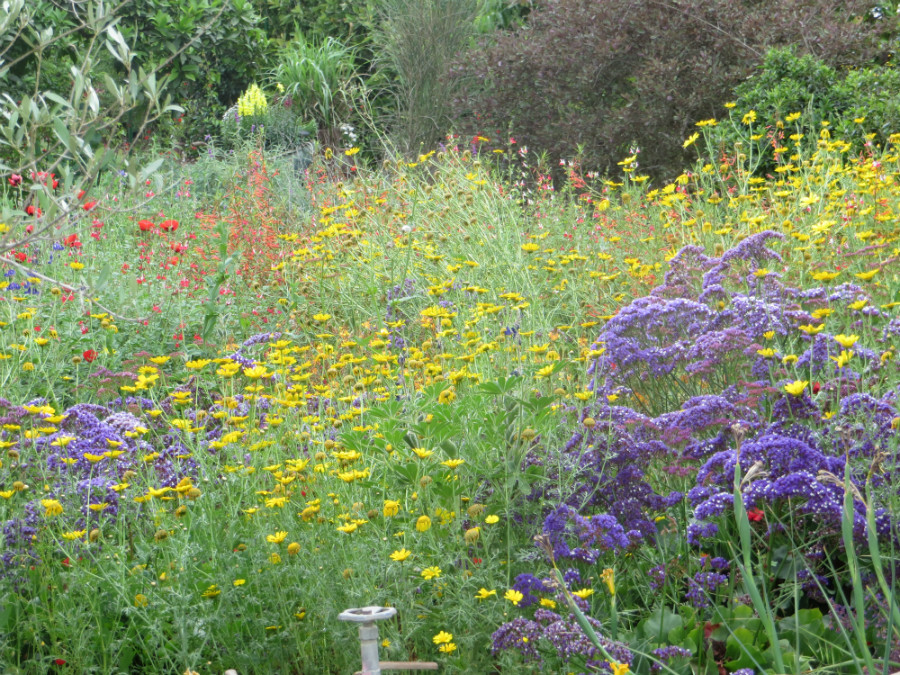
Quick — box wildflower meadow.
[2,1,900,674]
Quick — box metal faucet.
[338,606,438,675]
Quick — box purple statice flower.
[562,568,582,587]
[491,617,542,661]
[493,608,632,670]
[542,506,636,563]
[648,564,667,591]
[685,570,729,609]
[651,645,692,672]
[700,230,783,298]
[511,573,552,608]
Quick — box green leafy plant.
[271,34,360,148]
[449,0,895,179]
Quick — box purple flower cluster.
[542,505,641,563]
[492,607,632,671]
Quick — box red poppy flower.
[159,219,178,232]
[63,234,81,248]
[8,174,22,187]
[53,659,67,666]
[747,508,765,522]
[82,200,97,211]
[812,382,821,394]
[138,220,155,232]
[82,349,98,363]
[25,205,41,217]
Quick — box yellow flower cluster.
[237,83,268,118]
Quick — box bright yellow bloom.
[854,268,879,281]
[383,500,401,517]
[798,324,824,335]
[266,531,288,544]
[833,334,859,349]
[41,499,63,516]
[390,548,411,562]
[572,588,594,599]
[201,585,221,598]
[831,350,854,369]
[504,589,524,606]
[683,132,700,148]
[421,566,441,580]
[432,631,453,645]
[475,588,496,600]
[784,380,809,397]
[243,365,272,379]
[812,271,840,282]
[416,515,432,531]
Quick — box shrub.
[372,0,481,155]
[270,35,360,149]
[116,0,269,142]
[0,0,178,315]
[710,48,900,173]
[448,0,895,179]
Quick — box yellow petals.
[504,589,524,606]
[390,548,411,562]
[784,380,809,397]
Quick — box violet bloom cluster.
[491,607,632,672]
[687,386,898,545]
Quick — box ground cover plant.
[2,73,900,675]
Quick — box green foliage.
[711,47,900,174]
[271,35,360,147]
[0,1,86,98]
[450,0,896,179]
[0,0,178,258]
[116,0,268,141]
[251,0,375,45]
[372,0,481,154]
